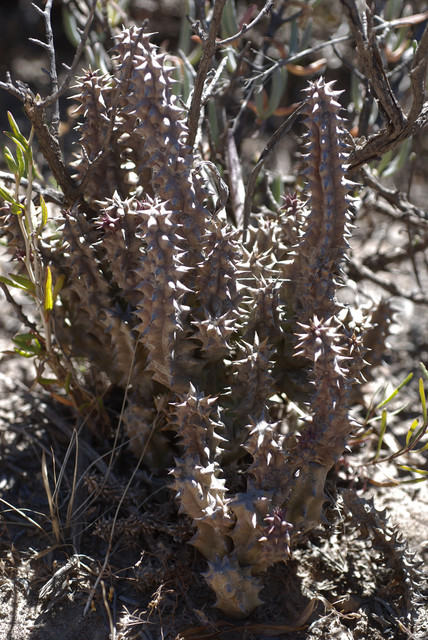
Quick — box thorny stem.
[79,25,147,195]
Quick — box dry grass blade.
[41,448,62,545]
[0,497,47,535]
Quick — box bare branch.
[187,0,228,149]
[408,21,428,124]
[30,0,60,135]
[0,74,28,102]
[42,0,97,108]
[23,93,79,205]
[217,0,274,47]
[0,171,64,206]
[0,282,39,334]
[348,101,428,171]
[340,0,406,134]
[243,101,305,231]
[348,258,427,304]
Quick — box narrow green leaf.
[39,194,48,229]
[366,402,409,425]
[64,373,72,395]
[398,465,428,476]
[405,417,419,447]
[0,184,16,204]
[376,149,392,176]
[374,409,388,462]
[52,273,65,303]
[44,266,53,312]
[3,145,18,174]
[420,361,428,383]
[381,137,412,178]
[38,377,60,386]
[419,377,427,426]
[0,274,32,291]
[289,18,299,55]
[221,0,238,39]
[266,65,288,118]
[11,202,24,215]
[414,439,428,453]
[12,333,42,357]
[254,84,267,118]
[9,273,36,294]
[0,275,17,288]
[376,372,413,409]
[15,144,27,179]
[300,20,313,51]
[7,112,30,152]
[396,476,427,485]
[14,348,39,358]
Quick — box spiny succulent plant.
[0,17,414,620]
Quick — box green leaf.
[398,465,428,476]
[0,184,16,204]
[221,0,238,39]
[12,333,42,357]
[52,273,65,303]
[420,361,428,383]
[289,18,299,55]
[37,377,60,387]
[414,439,428,453]
[381,137,413,178]
[44,266,53,313]
[419,376,427,426]
[64,373,71,394]
[405,417,419,447]
[266,66,288,118]
[376,372,413,409]
[15,144,27,179]
[254,89,266,119]
[375,149,392,176]
[39,193,48,230]
[300,20,313,51]
[0,274,33,292]
[3,145,18,174]
[7,112,30,153]
[0,275,17,288]
[11,202,24,215]
[8,274,36,294]
[366,402,409,425]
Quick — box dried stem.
[187,0,228,149]
[243,102,305,231]
[217,0,274,46]
[30,0,60,134]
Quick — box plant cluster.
[0,0,427,624]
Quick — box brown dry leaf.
[286,58,327,76]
